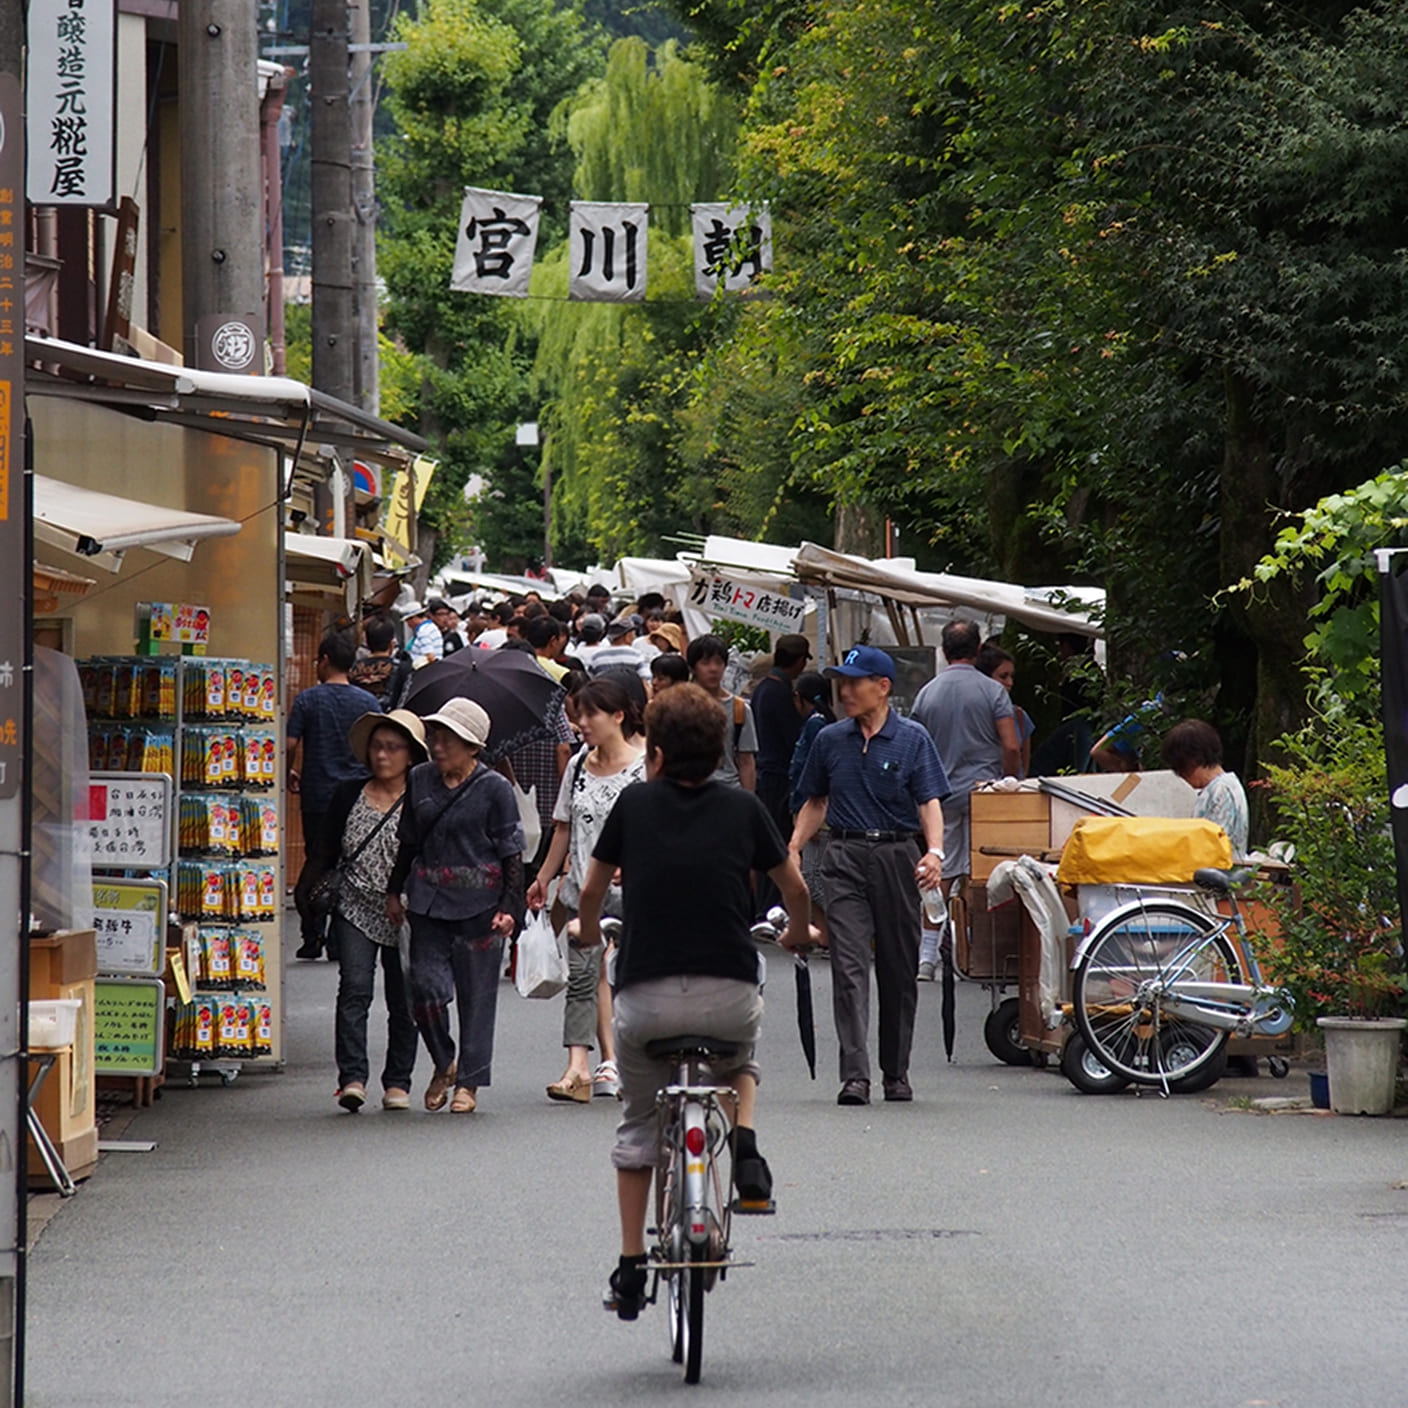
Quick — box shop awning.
[285,532,375,609]
[790,543,1103,637]
[34,473,242,573]
[23,334,430,475]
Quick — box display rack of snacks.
[81,655,282,1084]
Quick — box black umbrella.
[941,926,957,1063]
[402,649,565,761]
[794,951,817,1080]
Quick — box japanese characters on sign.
[451,187,543,298]
[88,772,173,870]
[93,977,166,1076]
[92,878,167,976]
[143,602,211,647]
[0,74,23,801]
[688,572,807,634]
[26,0,116,208]
[690,203,773,300]
[447,188,774,301]
[569,202,648,303]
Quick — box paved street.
[27,933,1408,1408]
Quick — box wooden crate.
[969,792,1053,881]
[954,883,1022,984]
[29,930,97,1188]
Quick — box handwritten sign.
[88,771,172,870]
[688,572,807,634]
[93,977,165,1075]
[92,878,166,976]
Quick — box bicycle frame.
[652,1061,737,1273]
[1071,891,1293,1039]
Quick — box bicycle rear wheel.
[1073,901,1238,1087]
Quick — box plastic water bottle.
[922,887,946,927]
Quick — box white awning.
[791,543,1103,637]
[34,473,242,573]
[286,533,367,579]
[285,532,376,608]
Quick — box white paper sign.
[26,0,116,206]
[451,187,542,297]
[691,203,772,299]
[569,201,648,302]
[688,572,806,633]
[88,771,172,870]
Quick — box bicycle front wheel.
[1073,901,1238,1087]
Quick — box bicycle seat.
[1193,865,1256,895]
[644,1035,742,1061]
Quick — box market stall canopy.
[34,473,242,573]
[285,533,377,614]
[23,334,429,475]
[790,544,1104,638]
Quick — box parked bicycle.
[1067,867,1293,1096]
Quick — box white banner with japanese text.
[27,0,117,207]
[691,203,772,300]
[688,571,806,634]
[451,187,542,297]
[569,201,648,302]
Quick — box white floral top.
[552,746,645,911]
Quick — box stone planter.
[1316,1016,1407,1115]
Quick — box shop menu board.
[92,877,167,976]
[88,772,173,871]
[93,977,166,1075]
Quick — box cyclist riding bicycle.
[576,683,814,1321]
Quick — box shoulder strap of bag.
[422,762,491,840]
[339,792,404,868]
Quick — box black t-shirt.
[593,778,789,991]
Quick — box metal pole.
[178,0,264,364]
[0,10,27,1398]
[261,70,289,375]
[542,457,552,570]
[349,0,379,414]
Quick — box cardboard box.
[30,930,98,990]
[969,792,1053,881]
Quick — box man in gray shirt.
[686,634,757,789]
[911,620,1020,977]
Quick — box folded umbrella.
[795,951,817,1080]
[402,649,565,761]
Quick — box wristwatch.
[927,847,945,859]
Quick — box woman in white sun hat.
[387,697,526,1113]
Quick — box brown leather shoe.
[837,1078,871,1106]
[883,1075,913,1102]
[424,1064,457,1111]
[450,1086,477,1114]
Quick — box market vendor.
[1161,719,1249,858]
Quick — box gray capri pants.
[611,974,763,1171]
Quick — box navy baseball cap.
[825,644,896,681]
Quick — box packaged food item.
[202,929,233,987]
[250,999,273,1056]
[234,931,265,989]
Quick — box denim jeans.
[407,912,503,1089]
[332,915,418,1090]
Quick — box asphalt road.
[27,934,1408,1408]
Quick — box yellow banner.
[380,454,438,567]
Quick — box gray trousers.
[822,836,922,1084]
[563,942,603,1050]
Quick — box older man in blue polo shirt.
[790,645,949,1106]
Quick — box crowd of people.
[286,586,1250,1310]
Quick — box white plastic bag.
[514,783,541,860]
[515,907,569,999]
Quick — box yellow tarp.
[1056,816,1232,886]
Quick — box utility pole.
[349,0,379,414]
[309,0,355,406]
[179,0,265,369]
[0,2,26,1400]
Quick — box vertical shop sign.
[25,0,117,207]
[0,73,24,799]
[1378,549,1408,935]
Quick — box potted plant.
[1255,711,1407,1115]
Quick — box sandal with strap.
[450,1086,477,1114]
[546,1073,592,1103]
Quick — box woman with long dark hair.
[526,676,647,1102]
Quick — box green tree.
[377,0,605,567]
